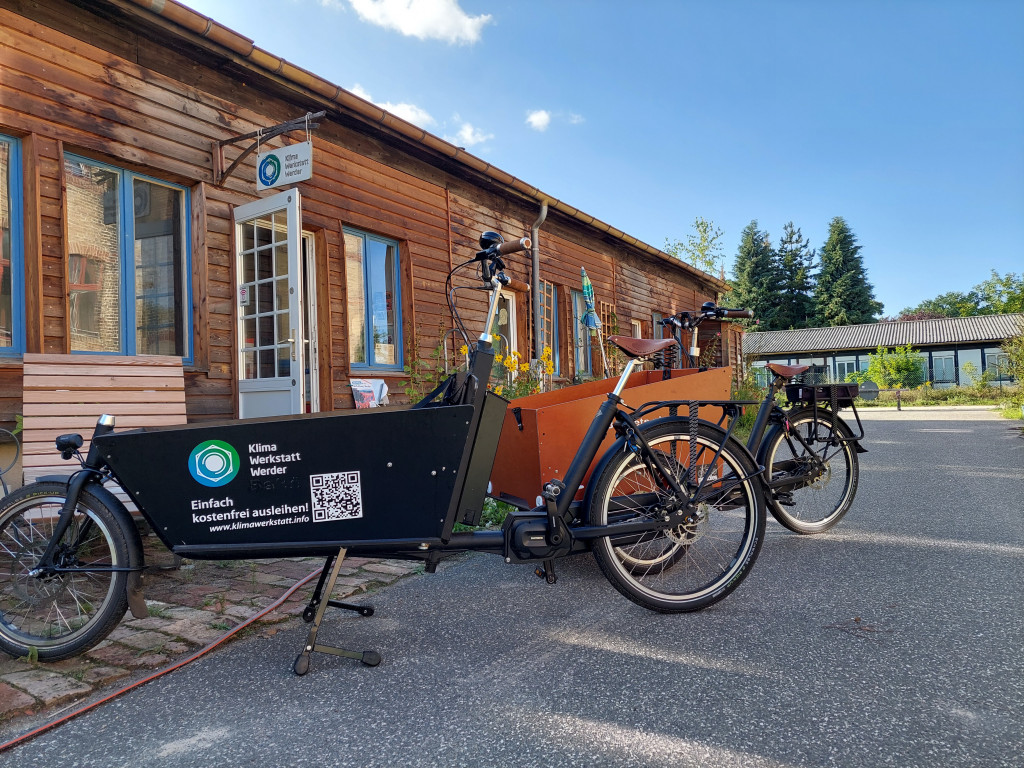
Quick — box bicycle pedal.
[534,561,557,584]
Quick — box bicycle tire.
[759,408,859,534]
[0,481,133,661]
[588,419,765,613]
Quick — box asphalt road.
[5,408,1023,767]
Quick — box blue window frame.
[344,227,403,371]
[63,153,191,359]
[571,289,592,376]
[0,134,24,356]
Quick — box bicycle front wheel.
[0,482,132,661]
[760,409,859,534]
[588,420,765,613]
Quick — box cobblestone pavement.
[0,534,421,736]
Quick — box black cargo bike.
[0,231,826,675]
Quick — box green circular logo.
[258,154,281,187]
[189,440,240,487]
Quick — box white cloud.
[446,122,493,147]
[526,110,551,132]
[568,113,585,124]
[348,0,493,45]
[349,83,436,128]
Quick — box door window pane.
[238,210,289,379]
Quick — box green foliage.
[729,371,768,443]
[452,497,514,532]
[665,217,726,277]
[773,222,816,330]
[848,344,925,388]
[813,217,883,326]
[897,271,1023,319]
[975,271,1024,314]
[403,326,464,401]
[731,221,782,330]
[1001,323,1024,410]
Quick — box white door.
[234,189,303,418]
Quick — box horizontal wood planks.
[4,0,738,421]
[20,354,187,494]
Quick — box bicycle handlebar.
[495,237,531,256]
[717,307,753,318]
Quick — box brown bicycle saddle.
[607,335,678,359]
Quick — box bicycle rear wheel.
[0,482,132,661]
[588,420,765,613]
[759,409,859,534]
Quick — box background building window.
[630,319,642,338]
[63,154,189,357]
[0,135,24,354]
[986,352,1012,381]
[344,228,402,371]
[571,289,592,376]
[933,354,955,383]
[540,280,560,376]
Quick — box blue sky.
[181,0,1023,317]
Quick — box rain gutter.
[124,0,729,295]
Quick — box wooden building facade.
[0,0,736,438]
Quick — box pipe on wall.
[531,200,548,359]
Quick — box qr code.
[310,471,363,523]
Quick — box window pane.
[0,141,11,347]
[345,233,366,365]
[368,239,397,366]
[134,180,185,355]
[65,158,121,352]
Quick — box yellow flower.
[545,362,554,375]
[520,363,530,373]
[504,356,517,371]
[459,344,468,355]
[541,346,552,362]
[494,354,504,364]
[494,385,503,395]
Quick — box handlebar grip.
[719,308,753,318]
[495,237,531,255]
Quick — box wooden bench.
[21,354,188,507]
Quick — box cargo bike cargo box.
[94,392,508,560]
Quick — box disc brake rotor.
[667,502,710,544]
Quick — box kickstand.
[293,547,380,676]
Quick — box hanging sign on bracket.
[256,140,313,191]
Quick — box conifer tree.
[813,217,882,326]
[730,220,782,329]
[774,222,816,329]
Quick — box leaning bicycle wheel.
[759,409,859,534]
[588,420,765,613]
[0,482,132,661]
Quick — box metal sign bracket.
[212,110,325,186]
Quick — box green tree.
[730,220,782,330]
[975,271,1024,314]
[897,271,1022,319]
[773,222,816,329]
[813,217,883,326]
[665,217,726,277]
[1002,322,1024,383]
[848,344,926,388]
[897,291,981,319]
